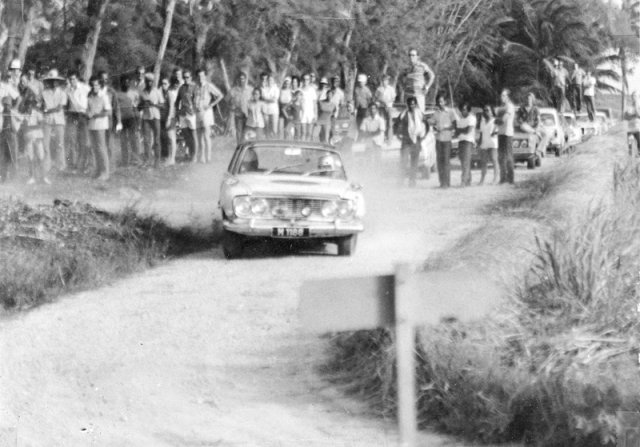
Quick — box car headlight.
[233,196,252,218]
[321,201,338,217]
[233,196,270,218]
[337,200,355,218]
[513,140,520,148]
[520,140,528,148]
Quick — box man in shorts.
[175,70,198,161]
[400,48,435,112]
[194,68,223,162]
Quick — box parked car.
[512,132,543,169]
[595,111,609,133]
[562,112,582,151]
[596,107,614,129]
[218,141,365,258]
[576,112,600,140]
[538,107,566,156]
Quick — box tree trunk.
[153,0,177,88]
[81,0,111,81]
[219,57,234,136]
[17,4,38,67]
[192,12,212,68]
[620,46,627,118]
[279,22,300,84]
[3,15,20,72]
[0,3,7,51]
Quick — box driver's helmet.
[240,148,259,172]
[318,154,336,171]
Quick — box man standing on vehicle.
[550,59,567,113]
[516,92,548,156]
[568,62,585,113]
[496,88,515,184]
[400,48,435,112]
[582,69,596,122]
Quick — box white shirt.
[479,117,498,149]
[583,75,596,97]
[497,102,515,136]
[260,84,280,115]
[456,113,476,143]
[0,82,19,129]
[375,84,396,108]
[67,82,91,113]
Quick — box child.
[20,90,49,184]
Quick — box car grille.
[262,197,331,221]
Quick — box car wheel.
[336,235,357,256]
[555,146,561,157]
[527,158,535,170]
[222,230,245,259]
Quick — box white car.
[538,107,566,156]
[595,112,609,133]
[576,112,600,139]
[562,112,582,150]
[218,140,365,258]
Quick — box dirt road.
[0,147,542,446]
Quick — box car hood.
[232,174,356,198]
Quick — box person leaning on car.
[516,92,548,156]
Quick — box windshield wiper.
[264,160,309,175]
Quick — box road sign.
[299,263,503,447]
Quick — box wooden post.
[394,263,417,447]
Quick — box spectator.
[24,66,43,96]
[582,69,596,121]
[394,96,426,187]
[353,73,372,129]
[431,92,458,188]
[550,59,567,113]
[291,75,301,93]
[317,77,330,102]
[175,70,198,161]
[116,75,141,167]
[455,102,476,187]
[246,87,266,140]
[0,60,21,182]
[624,91,640,156]
[133,66,146,92]
[259,72,279,139]
[316,89,337,143]
[300,73,317,140]
[139,73,164,168]
[194,68,223,162]
[400,48,435,112]
[330,75,345,114]
[496,88,515,184]
[229,71,253,144]
[99,71,122,167]
[359,102,386,167]
[160,76,179,165]
[41,69,68,172]
[278,77,293,139]
[568,62,585,113]
[283,90,303,140]
[172,68,184,87]
[478,104,498,184]
[66,71,91,172]
[375,74,396,140]
[20,89,48,184]
[87,75,111,181]
[516,92,548,157]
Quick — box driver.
[317,154,337,177]
[239,148,259,173]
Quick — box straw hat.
[356,73,367,83]
[43,69,66,83]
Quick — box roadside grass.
[324,144,640,446]
[0,199,211,311]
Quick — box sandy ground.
[0,139,576,447]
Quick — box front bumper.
[223,218,364,238]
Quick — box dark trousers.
[435,140,451,187]
[458,140,473,186]
[65,112,89,169]
[234,114,247,144]
[121,118,141,166]
[568,84,582,112]
[629,132,640,156]
[182,127,196,160]
[552,86,565,113]
[0,128,17,181]
[498,135,514,184]
[90,129,109,178]
[584,95,595,121]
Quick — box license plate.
[272,227,309,237]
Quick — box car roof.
[238,139,338,153]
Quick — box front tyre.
[222,230,245,259]
[336,235,358,256]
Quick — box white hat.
[8,59,21,71]
[357,73,367,83]
[43,69,66,83]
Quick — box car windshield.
[235,145,347,179]
[564,116,577,126]
[576,114,590,123]
[540,113,556,126]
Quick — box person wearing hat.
[139,72,164,168]
[400,48,435,112]
[353,73,372,129]
[41,68,68,172]
[317,77,330,102]
[278,76,293,139]
[0,60,21,182]
[375,74,396,141]
[229,70,253,144]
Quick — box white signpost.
[299,263,503,447]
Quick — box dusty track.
[0,144,552,446]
